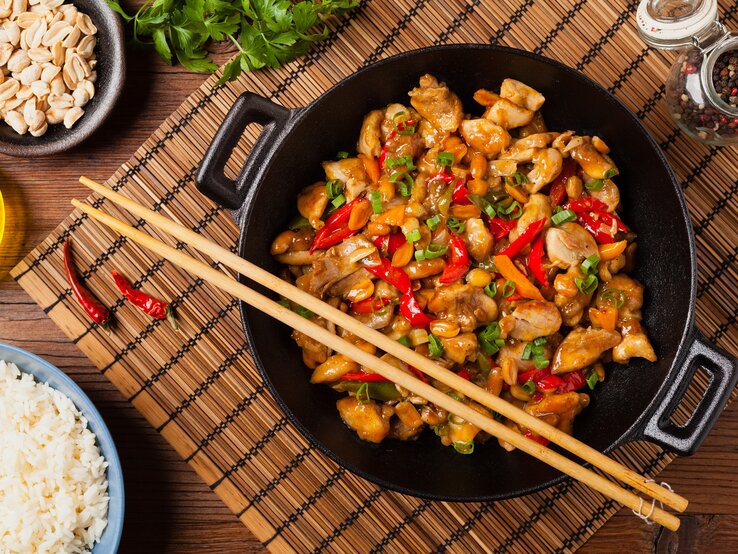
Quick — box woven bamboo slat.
[11,0,738,552]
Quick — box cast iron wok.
[196,45,738,501]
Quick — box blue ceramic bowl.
[0,343,124,553]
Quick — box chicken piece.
[418,118,446,148]
[292,329,329,368]
[612,319,657,363]
[439,333,478,364]
[553,265,593,326]
[459,119,511,156]
[274,250,319,266]
[509,193,552,242]
[525,392,589,434]
[596,274,645,320]
[587,178,620,212]
[463,217,494,261]
[488,159,519,177]
[408,74,464,133]
[551,327,621,374]
[297,183,329,230]
[570,142,618,179]
[518,111,548,137]
[390,401,425,440]
[311,355,359,384]
[354,307,395,330]
[327,268,374,298]
[526,148,563,193]
[357,109,383,157]
[299,235,375,295]
[513,132,559,150]
[509,300,562,341]
[336,397,391,443]
[484,97,534,129]
[427,284,498,332]
[499,78,546,111]
[545,222,598,269]
[323,157,368,184]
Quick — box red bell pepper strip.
[565,196,609,213]
[597,211,628,233]
[527,237,548,287]
[409,365,429,383]
[518,367,550,385]
[524,430,550,446]
[498,218,547,258]
[350,296,391,314]
[365,257,411,294]
[549,158,576,206]
[488,217,516,240]
[457,369,471,381]
[310,199,363,253]
[439,234,470,284]
[451,177,472,205]
[578,212,615,244]
[429,171,455,185]
[536,374,564,390]
[399,293,433,327]
[372,232,406,255]
[340,372,390,382]
[557,370,587,393]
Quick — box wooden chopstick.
[71,196,681,531]
[79,176,688,515]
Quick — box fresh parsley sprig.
[106,0,358,83]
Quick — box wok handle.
[639,331,738,455]
[196,93,290,210]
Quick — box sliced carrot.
[588,307,618,331]
[493,254,543,300]
[358,154,380,184]
[598,239,627,261]
[375,205,405,226]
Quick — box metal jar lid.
[637,0,719,49]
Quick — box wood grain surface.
[0,31,736,554]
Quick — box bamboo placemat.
[11,0,738,551]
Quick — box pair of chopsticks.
[74,176,686,530]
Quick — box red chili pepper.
[409,365,428,383]
[372,232,406,255]
[63,239,111,331]
[112,270,177,330]
[549,158,576,206]
[597,211,628,233]
[451,177,472,205]
[488,217,516,240]
[439,234,470,284]
[350,296,391,314]
[518,367,551,385]
[578,212,615,244]
[310,199,364,253]
[365,257,411,294]
[524,430,550,446]
[399,293,433,327]
[505,292,524,302]
[557,370,587,393]
[499,218,547,258]
[457,369,471,381]
[340,372,390,382]
[429,171,455,185]
[565,197,610,213]
[527,237,548,287]
[379,143,390,169]
[536,374,564,390]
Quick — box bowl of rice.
[0,342,124,553]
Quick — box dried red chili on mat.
[63,239,112,331]
[111,270,178,330]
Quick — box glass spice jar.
[637,0,738,145]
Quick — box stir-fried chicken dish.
[271,75,657,453]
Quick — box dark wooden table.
[0,44,736,553]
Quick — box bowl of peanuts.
[0,0,125,157]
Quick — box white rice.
[0,360,109,554]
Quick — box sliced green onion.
[478,322,505,355]
[325,179,343,199]
[385,155,415,170]
[551,208,576,225]
[397,336,411,348]
[532,336,547,346]
[390,170,414,197]
[586,369,600,390]
[336,151,349,159]
[600,288,625,308]
[453,440,475,455]
[502,280,516,298]
[426,215,441,231]
[581,255,600,275]
[356,382,371,404]
[433,424,446,436]
[531,344,545,358]
[446,217,465,233]
[533,356,550,369]
[392,111,417,135]
[437,151,454,167]
[414,250,425,262]
[521,343,533,360]
[521,379,536,395]
[483,282,497,298]
[506,172,528,186]
[370,190,383,214]
[586,179,605,191]
[448,391,463,402]
[416,244,448,261]
[604,167,618,179]
[428,334,444,357]
[288,215,311,230]
[498,200,522,219]
[575,274,599,295]
[477,354,491,378]
[405,229,421,243]
[468,194,497,218]
[331,194,346,209]
[278,299,314,319]
[492,411,504,422]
